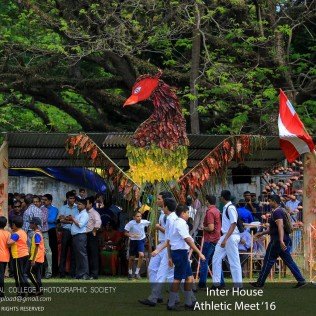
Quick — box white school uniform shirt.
[222,202,239,235]
[238,230,251,252]
[124,219,150,240]
[158,210,167,243]
[165,211,178,241]
[169,217,193,251]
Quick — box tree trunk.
[189,4,201,135]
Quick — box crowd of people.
[0,186,307,307]
[0,189,130,298]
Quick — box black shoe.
[167,299,180,306]
[167,305,182,311]
[157,298,163,303]
[185,304,195,310]
[128,274,133,280]
[293,281,307,289]
[89,276,98,280]
[198,284,207,291]
[138,299,156,307]
[36,290,44,296]
[249,282,264,288]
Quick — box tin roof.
[4,132,287,172]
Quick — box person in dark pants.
[7,217,30,297]
[58,191,78,278]
[250,195,306,288]
[86,196,101,279]
[0,216,10,298]
[42,194,59,277]
[26,217,45,295]
[70,199,89,280]
[198,195,223,289]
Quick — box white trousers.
[148,244,174,283]
[148,244,174,302]
[212,234,242,286]
[156,248,174,283]
[148,243,165,283]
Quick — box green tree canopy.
[0,0,315,134]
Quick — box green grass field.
[1,273,315,316]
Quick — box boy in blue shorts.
[125,211,150,280]
[167,204,205,311]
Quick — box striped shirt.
[22,204,43,232]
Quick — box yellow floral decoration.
[126,144,188,184]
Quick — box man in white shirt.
[124,212,150,280]
[70,198,89,280]
[86,196,102,279]
[285,194,300,222]
[139,192,177,307]
[167,205,205,311]
[212,190,243,288]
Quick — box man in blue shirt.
[42,194,59,277]
[58,191,78,278]
[237,199,254,224]
[70,198,89,280]
[244,191,261,221]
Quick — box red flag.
[278,89,315,162]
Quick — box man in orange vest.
[0,216,10,298]
[7,217,30,297]
[26,217,45,295]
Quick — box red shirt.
[203,205,221,243]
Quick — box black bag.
[225,204,245,233]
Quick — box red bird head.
[123,72,161,107]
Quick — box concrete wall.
[203,175,262,202]
[226,176,261,201]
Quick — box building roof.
[4,132,286,173]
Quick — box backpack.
[274,208,293,234]
[225,204,245,233]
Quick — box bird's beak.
[123,95,139,107]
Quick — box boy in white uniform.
[148,192,173,286]
[139,195,177,306]
[167,205,205,311]
[212,190,243,288]
[125,211,150,280]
